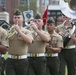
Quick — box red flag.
[42,5,48,25]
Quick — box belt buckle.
[65,46,69,49]
[13,55,18,59]
[32,53,36,57]
[48,53,52,57]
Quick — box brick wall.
[0,0,18,24]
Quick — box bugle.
[7,26,16,39]
[7,22,20,39]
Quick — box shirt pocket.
[17,31,25,40]
[51,36,57,47]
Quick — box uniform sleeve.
[1,29,9,47]
[43,31,50,38]
[57,35,63,48]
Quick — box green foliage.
[17,0,37,17]
[30,0,37,16]
[17,5,27,12]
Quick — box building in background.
[48,0,63,25]
[0,7,9,23]
[0,0,26,24]
[38,0,63,25]
[0,0,63,25]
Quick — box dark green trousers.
[58,48,76,75]
[27,57,46,75]
[45,57,60,75]
[5,58,28,75]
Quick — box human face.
[63,16,70,22]
[13,15,23,25]
[46,23,55,33]
[34,19,43,30]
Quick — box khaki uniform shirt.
[55,24,76,46]
[48,31,63,49]
[0,27,9,47]
[28,30,50,53]
[8,26,33,55]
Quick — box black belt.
[62,48,75,50]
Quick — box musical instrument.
[59,0,76,47]
[1,24,10,30]
[7,22,20,39]
[25,21,34,31]
[59,0,76,19]
[69,0,76,11]
[7,26,16,39]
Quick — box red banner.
[42,6,48,25]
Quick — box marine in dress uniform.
[0,7,10,75]
[0,27,8,75]
[27,13,50,75]
[45,17,63,75]
[5,9,33,75]
[55,15,76,75]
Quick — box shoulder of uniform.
[0,27,7,36]
[56,24,63,28]
[57,34,63,40]
[54,31,62,38]
[0,27,6,32]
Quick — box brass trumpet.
[25,21,34,31]
[7,26,16,39]
[7,22,20,39]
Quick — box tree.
[18,0,37,17]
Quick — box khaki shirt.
[55,24,76,46]
[49,31,63,48]
[0,27,9,47]
[28,30,50,53]
[8,26,33,55]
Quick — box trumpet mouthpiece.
[16,21,20,26]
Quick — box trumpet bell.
[59,0,76,19]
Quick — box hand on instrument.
[30,21,38,31]
[46,45,53,52]
[71,34,76,41]
[14,25,20,33]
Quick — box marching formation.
[0,1,76,75]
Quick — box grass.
[65,66,67,75]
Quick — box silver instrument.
[59,0,76,19]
